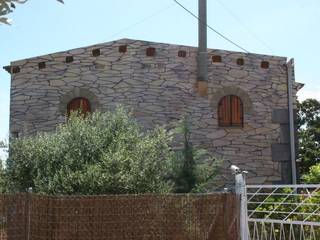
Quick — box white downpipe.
[287,59,297,184]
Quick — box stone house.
[4,37,303,185]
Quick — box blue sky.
[0,0,319,159]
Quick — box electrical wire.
[8,0,289,75]
[214,0,274,54]
[105,3,176,41]
[173,0,288,75]
[173,0,250,53]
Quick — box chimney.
[197,0,208,96]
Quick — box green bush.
[172,117,220,193]
[6,107,174,194]
[303,163,320,183]
[5,108,220,195]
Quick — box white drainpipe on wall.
[287,59,297,184]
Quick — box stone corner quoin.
[6,38,302,185]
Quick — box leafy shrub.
[5,108,220,195]
[303,163,320,183]
[171,117,220,193]
[6,107,174,194]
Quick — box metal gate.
[235,172,320,240]
[246,184,320,240]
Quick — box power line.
[173,0,288,76]
[214,0,274,54]
[173,0,250,53]
[106,3,176,41]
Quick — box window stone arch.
[59,88,99,115]
[210,86,253,113]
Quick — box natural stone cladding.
[7,38,302,185]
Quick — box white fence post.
[232,166,249,240]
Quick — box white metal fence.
[244,184,320,240]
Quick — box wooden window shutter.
[231,95,243,126]
[218,96,231,127]
[218,95,243,127]
[67,97,91,117]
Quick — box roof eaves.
[3,66,11,74]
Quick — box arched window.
[218,95,243,127]
[67,97,91,116]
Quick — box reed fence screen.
[0,193,239,240]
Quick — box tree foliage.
[172,117,220,193]
[0,163,7,193]
[5,108,220,195]
[244,99,320,236]
[297,99,320,174]
[303,163,320,184]
[0,0,63,25]
[6,108,174,194]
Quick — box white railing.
[245,184,320,240]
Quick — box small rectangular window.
[178,50,187,58]
[146,47,156,57]
[261,61,269,69]
[212,55,222,63]
[12,66,20,74]
[66,56,74,63]
[236,58,244,66]
[119,45,127,53]
[92,49,101,57]
[38,62,46,69]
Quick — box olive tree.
[6,108,175,194]
[5,107,220,195]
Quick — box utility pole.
[198,0,208,82]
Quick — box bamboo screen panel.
[0,193,239,240]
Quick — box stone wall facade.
[7,38,302,185]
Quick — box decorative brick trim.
[12,66,20,74]
[178,50,187,58]
[66,56,74,63]
[261,61,269,69]
[236,58,244,66]
[38,62,46,70]
[146,47,156,57]
[119,45,127,53]
[92,49,101,57]
[212,55,222,63]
